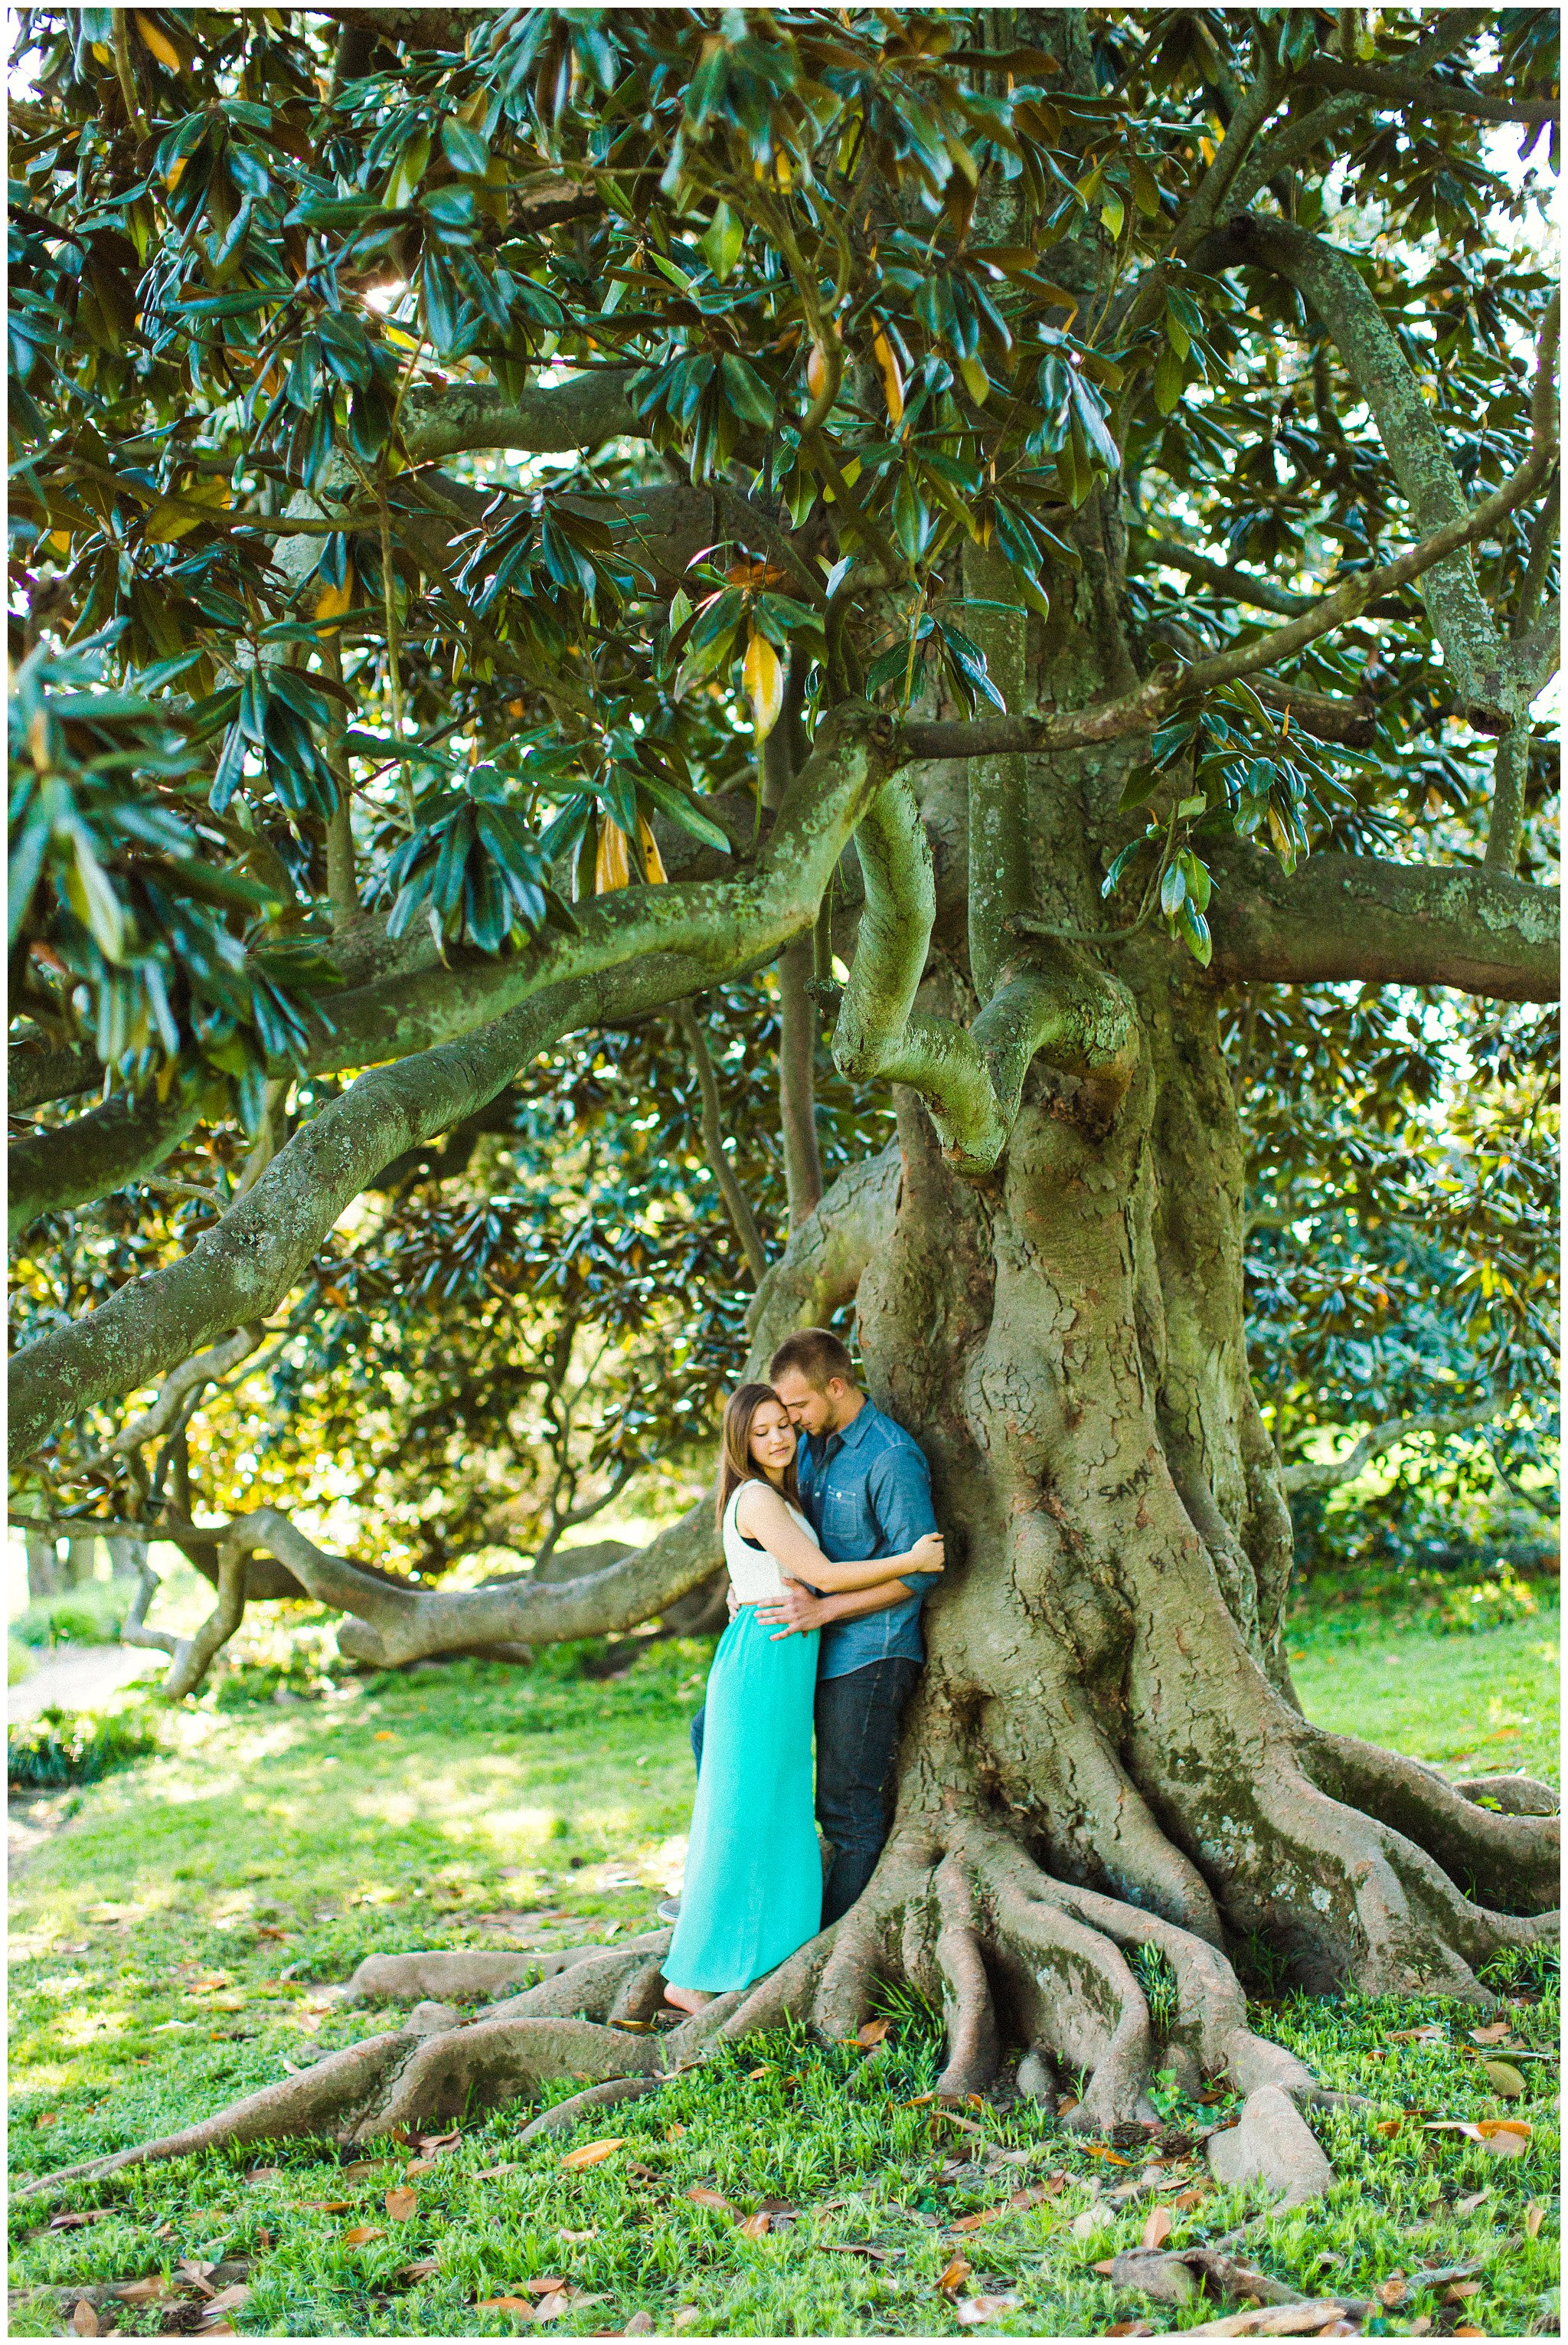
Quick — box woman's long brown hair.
[716,1382,801,1526]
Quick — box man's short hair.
[769,1327,858,1390]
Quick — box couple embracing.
[662,1329,944,2013]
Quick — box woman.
[662,1382,944,2012]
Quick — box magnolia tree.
[8,5,1560,2183]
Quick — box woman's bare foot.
[662,1984,714,2016]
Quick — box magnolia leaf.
[743,630,785,741]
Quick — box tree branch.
[1223,12,1488,214]
[1283,1404,1499,1495]
[401,372,644,463]
[8,708,902,1460]
[1195,217,1556,724]
[76,1325,264,1470]
[676,1002,769,1283]
[9,1085,207,1240]
[8,1037,102,1114]
[1207,845,1558,1003]
[121,1544,248,1700]
[1292,57,1558,126]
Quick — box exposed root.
[933,1853,1001,2096]
[365,2015,661,2139]
[1301,1725,1561,1906]
[517,2075,662,2144]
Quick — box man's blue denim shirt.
[795,1399,939,1680]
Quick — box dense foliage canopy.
[8,5,1558,1585]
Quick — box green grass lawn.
[8,1604,1560,2338]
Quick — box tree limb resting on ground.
[1282,1403,1501,1495]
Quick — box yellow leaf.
[48,529,71,557]
[560,2137,624,2171]
[806,342,831,402]
[871,327,904,424]
[315,577,354,628]
[136,13,182,70]
[743,631,784,742]
[165,153,188,192]
[594,819,631,895]
[635,817,668,885]
[341,2225,385,2246]
[958,355,990,407]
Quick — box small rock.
[1207,2085,1331,2210]
[1109,2249,1198,2305]
[1016,2050,1056,2108]
[403,2001,461,2038]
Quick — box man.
[669,1329,940,1930]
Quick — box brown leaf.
[385,2186,418,2220]
[301,2199,353,2213]
[1376,2278,1407,2307]
[1387,2025,1446,2045]
[949,2206,1004,2233]
[341,2160,387,2180]
[201,2288,252,2324]
[418,2128,462,2150]
[665,2124,686,2141]
[938,2257,972,2294]
[738,2212,771,2240]
[1374,2118,1403,2137]
[341,2224,385,2245]
[478,2296,534,2316]
[1469,2022,1515,2044]
[1105,2325,1158,2339]
[560,2138,624,2171]
[244,2167,283,2186]
[532,2291,573,2324]
[1481,2061,1527,2098]
[1008,2182,1058,2210]
[113,2278,171,2304]
[403,2157,438,2178]
[855,2017,891,2046]
[472,2163,518,2180]
[1171,2186,1207,2211]
[1525,2202,1544,2238]
[1454,2327,1485,2337]
[401,2260,441,2280]
[1478,2118,1531,2156]
[815,2242,897,2263]
[50,2211,108,2229]
[1445,2282,1481,2304]
[623,2314,655,2336]
[70,2303,99,2338]
[1142,2203,1174,2252]
[686,2186,733,2212]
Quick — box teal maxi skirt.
[664,1607,822,1993]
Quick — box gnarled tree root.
[20,1762,1556,2202]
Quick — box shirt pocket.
[822,1489,866,1547]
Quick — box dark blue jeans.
[689,1655,920,1928]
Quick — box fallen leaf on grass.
[1470,2022,1516,2045]
[1070,2209,1102,2240]
[1423,2117,1531,2156]
[560,2138,623,2171]
[1171,2186,1207,2211]
[813,2242,898,2264]
[419,2128,462,2150]
[1083,2145,1135,2165]
[1009,2181,1060,2210]
[1454,2328,1485,2338]
[200,2287,252,2324]
[113,2278,171,2304]
[342,2224,385,2245]
[403,2157,439,2178]
[1374,2118,1403,2137]
[479,2296,535,2317]
[949,2205,1004,2233]
[341,2159,387,2180]
[1454,2188,1491,2213]
[559,2229,599,2242]
[1445,2282,1481,2304]
[401,2260,441,2281]
[301,2198,353,2213]
[938,2258,972,2294]
[385,2186,418,2219]
[956,2293,1021,2325]
[1142,2204,1173,2251]
[738,2212,771,2240]
[1387,2025,1446,2045]
[855,2017,891,2046]
[622,2314,655,2336]
[1375,2276,1407,2307]
[665,2124,686,2141]
[178,2258,217,2293]
[244,2167,283,2186]
[1525,2202,1544,2237]
[472,2163,518,2180]
[1104,2324,1156,2339]
[70,2304,99,2338]
[686,2186,733,2212]
[1481,2061,1527,2098]
[49,2210,108,2229]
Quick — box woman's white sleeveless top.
[722,1483,819,1603]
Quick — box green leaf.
[1178,899,1212,966]
[1160,861,1187,919]
[701,201,743,283]
[1118,763,1159,812]
[440,117,490,176]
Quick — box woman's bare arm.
[734,1483,944,1591]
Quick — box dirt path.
[8,1642,164,1725]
